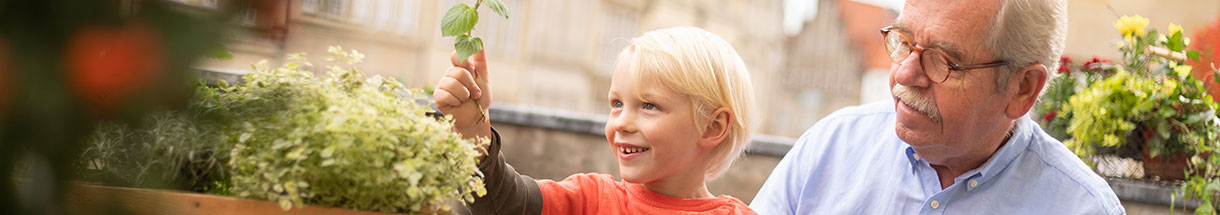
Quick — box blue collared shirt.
[750,101,1124,215]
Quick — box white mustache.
[892,84,941,123]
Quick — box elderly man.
[750,0,1123,214]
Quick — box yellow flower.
[1169,23,1183,35]
[1114,15,1150,37]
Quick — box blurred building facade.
[190,0,876,138]
[778,0,893,136]
[167,0,1216,212]
[171,0,1220,147]
[1064,0,1220,61]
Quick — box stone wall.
[484,104,1184,213]
[492,122,782,203]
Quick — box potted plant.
[1036,15,1220,179]
[73,47,488,214]
[1036,15,1220,214]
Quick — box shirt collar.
[902,116,1036,191]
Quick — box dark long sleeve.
[453,127,544,215]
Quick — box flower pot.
[1142,147,1191,180]
[64,183,403,215]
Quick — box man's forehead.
[896,0,1001,59]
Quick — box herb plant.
[216,47,488,213]
[78,47,489,214]
[76,105,229,193]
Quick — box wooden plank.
[64,183,401,215]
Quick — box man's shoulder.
[1014,127,1125,214]
[803,100,896,133]
[788,101,901,159]
[1023,129,1108,189]
[821,100,896,121]
[796,100,896,141]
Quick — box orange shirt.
[537,173,757,215]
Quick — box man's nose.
[892,51,933,88]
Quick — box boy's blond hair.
[617,27,755,180]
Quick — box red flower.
[1188,16,1220,102]
[1082,57,1111,71]
[1057,56,1073,74]
[65,23,166,117]
[1042,110,1058,122]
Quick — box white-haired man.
[750,0,1124,214]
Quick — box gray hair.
[987,0,1068,93]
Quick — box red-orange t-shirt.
[536,173,757,215]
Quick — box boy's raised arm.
[434,50,543,215]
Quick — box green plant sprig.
[440,0,509,124]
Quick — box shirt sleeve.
[460,127,545,215]
[749,120,829,214]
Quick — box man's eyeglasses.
[881,26,1009,83]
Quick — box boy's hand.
[434,50,491,140]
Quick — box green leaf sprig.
[441,0,509,123]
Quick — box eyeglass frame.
[880,25,1009,83]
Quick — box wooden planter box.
[65,183,401,215]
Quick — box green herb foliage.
[217,47,488,213]
[79,47,488,213]
[77,105,229,193]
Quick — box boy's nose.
[610,112,638,134]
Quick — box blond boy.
[434,27,757,214]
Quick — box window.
[529,0,592,61]
[302,0,348,20]
[476,0,520,55]
[312,0,416,36]
[394,0,419,35]
[597,5,639,74]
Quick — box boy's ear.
[698,108,732,149]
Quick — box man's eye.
[642,103,659,110]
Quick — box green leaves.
[441,4,478,37]
[1166,31,1186,52]
[205,47,486,213]
[484,0,510,19]
[442,0,509,62]
[454,35,484,64]
[440,0,509,122]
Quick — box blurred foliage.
[0,0,251,213]
[75,100,231,193]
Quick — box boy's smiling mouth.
[615,142,651,160]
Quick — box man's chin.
[895,116,941,146]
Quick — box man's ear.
[1005,64,1048,119]
[699,108,732,149]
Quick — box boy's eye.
[611,100,623,109]
[642,103,659,110]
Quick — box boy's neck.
[640,171,715,199]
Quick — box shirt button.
[913,153,920,160]
[969,180,979,187]
[930,200,940,209]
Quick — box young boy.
[433,27,757,215]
